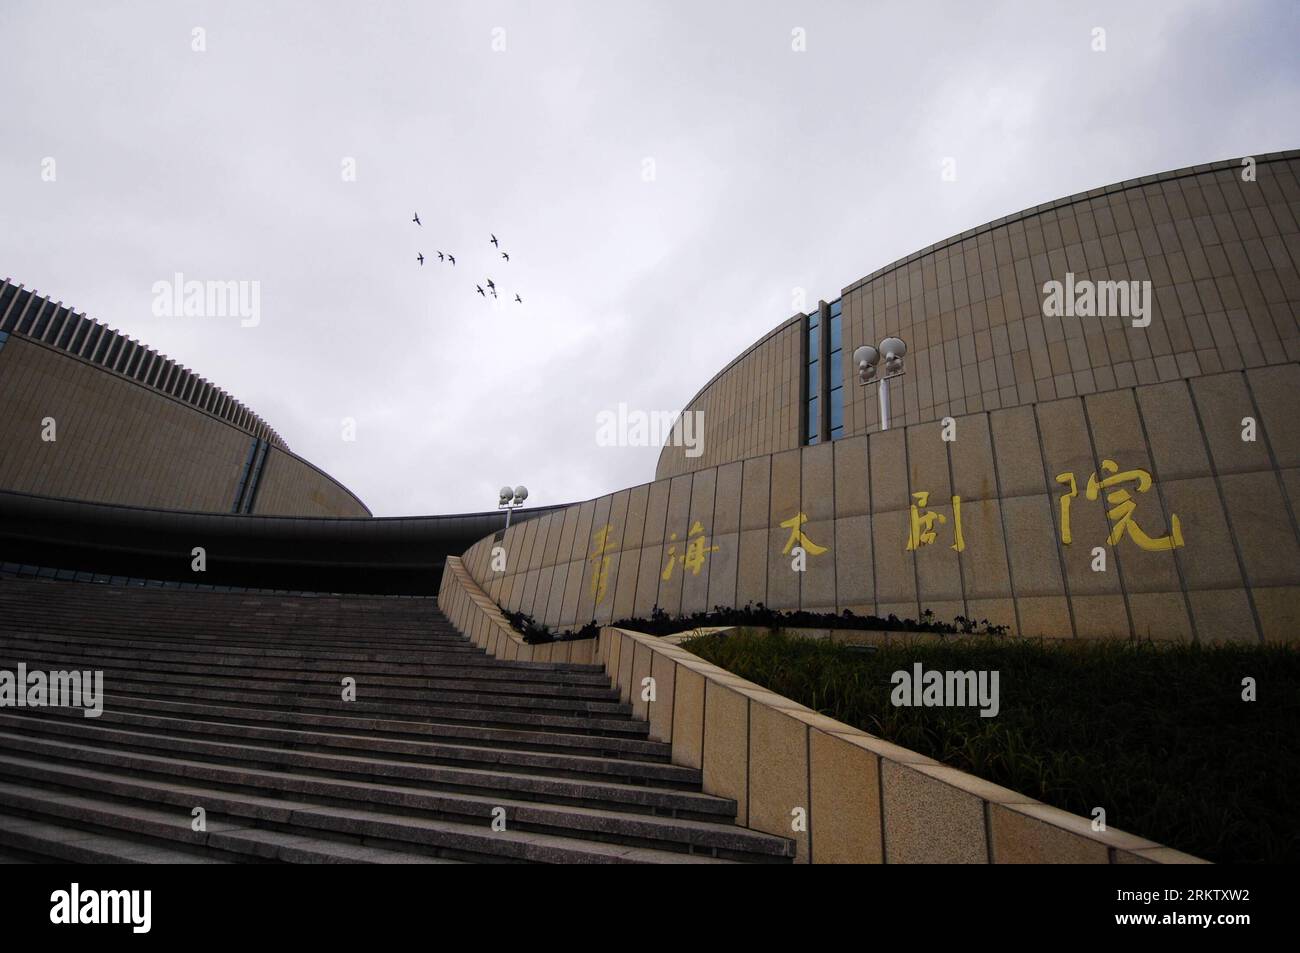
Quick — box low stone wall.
[599,624,1207,864]
[434,563,1208,863]
[437,555,596,664]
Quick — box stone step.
[79,685,644,736]
[0,580,791,864]
[0,633,601,676]
[0,644,619,698]
[0,608,455,642]
[0,744,793,859]
[0,810,229,864]
[0,654,630,716]
[2,706,701,786]
[0,717,730,817]
[0,767,767,863]
[81,693,675,760]
[0,647,610,692]
[5,630,500,664]
[0,788,459,863]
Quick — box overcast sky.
[2,1,1297,516]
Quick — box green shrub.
[615,603,1008,636]
[501,610,598,644]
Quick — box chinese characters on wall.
[576,456,1183,608]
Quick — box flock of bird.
[412,213,522,304]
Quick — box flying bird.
[490,288,498,298]
[436,251,444,262]
[501,252,510,261]
[514,294,522,303]
[447,255,455,266]
[486,278,495,290]
[417,253,424,265]
[476,285,486,297]
[490,234,499,247]
[412,213,421,226]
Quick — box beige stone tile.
[881,760,988,863]
[1252,585,1300,643]
[1190,371,1272,474]
[702,681,749,824]
[647,650,677,742]
[671,664,706,769]
[809,729,883,863]
[748,704,810,862]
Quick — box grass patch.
[681,628,1299,864]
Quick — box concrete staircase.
[0,578,795,864]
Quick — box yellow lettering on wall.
[906,492,964,552]
[663,521,718,580]
[589,523,614,604]
[1055,472,1078,544]
[1087,459,1184,551]
[780,512,828,556]
[1055,459,1185,552]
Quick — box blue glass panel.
[808,326,820,360]
[829,299,842,318]
[829,387,844,430]
[829,315,842,353]
[828,354,842,389]
[807,396,819,437]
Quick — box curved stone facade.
[465,361,1300,644]
[658,150,1300,479]
[471,152,1300,645]
[655,316,804,480]
[0,279,368,517]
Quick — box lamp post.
[853,337,907,431]
[498,485,529,529]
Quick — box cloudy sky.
[2,0,1297,515]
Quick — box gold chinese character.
[1054,461,1184,552]
[779,512,828,556]
[1055,472,1079,544]
[662,521,718,581]
[589,524,614,604]
[1086,459,1184,552]
[906,492,965,552]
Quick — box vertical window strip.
[828,298,844,440]
[231,439,259,513]
[243,440,270,513]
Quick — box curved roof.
[0,278,287,449]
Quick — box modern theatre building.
[459,150,1300,646]
[1,150,1297,867]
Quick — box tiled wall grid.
[466,364,1300,644]
[658,153,1300,480]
